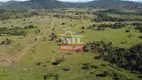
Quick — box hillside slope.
[0,0,142,9]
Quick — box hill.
[0,0,142,9]
[0,2,7,6]
[85,0,142,9]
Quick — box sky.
[0,0,141,2]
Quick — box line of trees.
[93,12,142,22]
[0,27,27,36]
[0,25,38,36]
[0,9,39,20]
[86,23,126,31]
[95,9,142,16]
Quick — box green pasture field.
[0,8,142,80]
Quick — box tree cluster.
[84,41,142,74]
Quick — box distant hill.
[0,2,3,6]
[0,0,142,9]
[0,2,7,6]
[85,0,142,9]
[0,0,68,9]
[7,1,21,3]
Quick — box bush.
[81,63,91,70]
[1,38,14,45]
[24,25,37,29]
[52,58,63,65]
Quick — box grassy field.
[0,8,142,80]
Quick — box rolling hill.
[0,0,142,9]
[0,2,6,6]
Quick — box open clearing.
[0,8,142,80]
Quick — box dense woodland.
[84,41,142,74]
